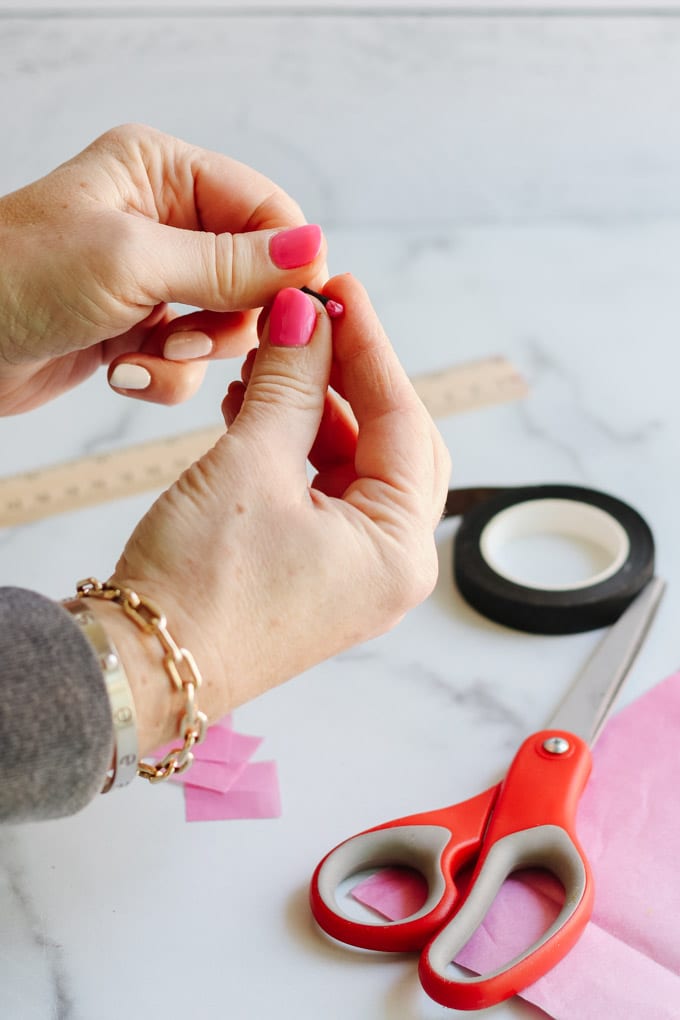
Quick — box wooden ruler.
[0,356,526,528]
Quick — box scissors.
[309,577,665,1011]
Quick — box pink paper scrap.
[352,868,428,920]
[148,714,279,824]
[171,758,249,795]
[171,731,263,793]
[151,713,233,764]
[184,761,281,822]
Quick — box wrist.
[84,597,185,758]
[73,577,212,787]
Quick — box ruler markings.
[0,357,526,528]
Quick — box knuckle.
[247,368,320,413]
[207,232,237,305]
[99,122,140,144]
[369,529,439,630]
[246,187,305,232]
[91,123,147,159]
[395,536,439,610]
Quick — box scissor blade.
[546,577,666,745]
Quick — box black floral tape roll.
[452,484,655,634]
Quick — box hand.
[0,123,327,415]
[90,275,451,754]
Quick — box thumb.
[133,219,327,311]
[229,288,333,474]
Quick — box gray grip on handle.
[425,824,588,982]
[316,825,451,923]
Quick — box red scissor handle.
[419,729,594,1011]
[309,785,499,953]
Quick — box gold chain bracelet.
[76,577,208,784]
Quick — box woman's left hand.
[95,274,451,753]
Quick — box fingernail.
[269,288,316,347]
[163,331,213,361]
[109,364,151,390]
[270,224,322,270]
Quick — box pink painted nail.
[269,224,322,270]
[269,288,316,347]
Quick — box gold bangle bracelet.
[63,598,139,793]
[75,578,207,784]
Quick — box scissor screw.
[543,736,571,755]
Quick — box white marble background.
[1,6,679,1020]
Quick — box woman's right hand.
[90,275,451,754]
[0,123,326,414]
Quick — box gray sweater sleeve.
[0,587,113,823]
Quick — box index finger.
[137,127,306,233]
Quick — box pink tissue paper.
[151,715,280,823]
[353,671,680,1019]
[171,731,263,793]
[184,760,281,822]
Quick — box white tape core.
[479,498,630,592]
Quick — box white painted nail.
[109,364,151,391]
[163,331,213,361]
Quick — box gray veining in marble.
[1,7,679,1020]
[0,832,75,1019]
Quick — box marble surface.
[1,9,679,1020]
